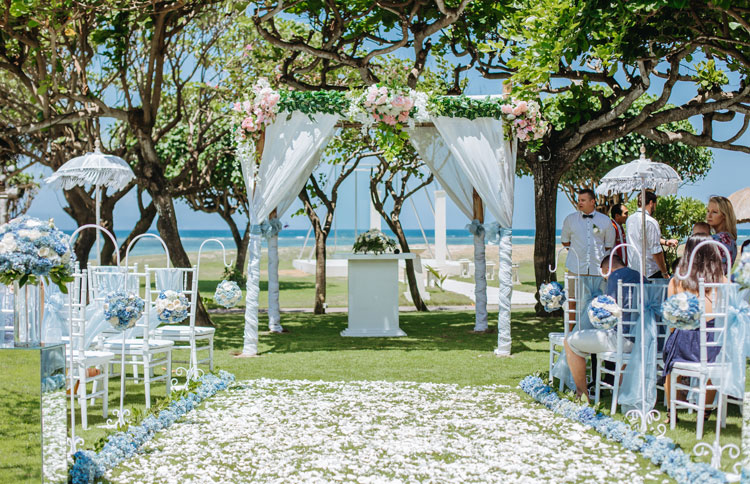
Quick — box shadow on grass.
[211,310,559,355]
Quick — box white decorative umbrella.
[596,145,682,431]
[728,187,750,224]
[45,140,135,263]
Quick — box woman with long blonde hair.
[706,195,737,270]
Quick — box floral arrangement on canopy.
[0,216,75,292]
[352,229,398,255]
[155,290,189,324]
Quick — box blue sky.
[26,62,750,232]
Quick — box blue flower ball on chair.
[214,280,242,308]
[538,281,566,312]
[156,290,189,323]
[587,295,621,330]
[104,291,145,331]
[662,292,701,330]
[732,251,750,289]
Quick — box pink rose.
[383,114,397,126]
[241,117,257,131]
[402,97,414,111]
[397,112,409,123]
[516,101,528,113]
[242,100,252,113]
[233,102,243,112]
[376,94,388,106]
[501,104,513,114]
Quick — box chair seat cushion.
[596,351,632,361]
[101,338,174,351]
[72,350,115,364]
[154,325,215,337]
[671,361,725,377]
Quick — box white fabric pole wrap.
[496,227,513,355]
[243,231,261,355]
[473,227,488,331]
[239,111,340,355]
[431,117,516,354]
[267,232,282,332]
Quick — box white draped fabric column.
[239,111,340,355]
[407,127,490,330]
[267,233,281,332]
[431,117,517,355]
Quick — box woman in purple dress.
[662,235,727,423]
[706,195,737,271]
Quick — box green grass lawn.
[68,307,743,475]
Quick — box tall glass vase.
[14,282,44,347]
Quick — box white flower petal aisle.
[109,379,666,483]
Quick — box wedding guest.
[564,254,640,399]
[662,235,727,423]
[610,203,629,265]
[627,191,677,279]
[691,222,711,236]
[706,195,737,270]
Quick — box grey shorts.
[567,329,633,358]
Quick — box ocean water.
[97,228,750,256]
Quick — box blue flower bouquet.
[214,280,242,308]
[104,291,145,331]
[155,290,189,323]
[0,216,75,291]
[732,251,750,289]
[662,292,702,330]
[587,295,622,330]
[538,281,566,312]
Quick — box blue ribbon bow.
[260,218,283,239]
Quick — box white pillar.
[369,198,381,230]
[435,190,447,264]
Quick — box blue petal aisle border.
[70,370,235,484]
[519,375,730,484]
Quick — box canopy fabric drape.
[431,117,517,353]
[239,111,340,355]
[407,126,488,331]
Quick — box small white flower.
[18,229,42,240]
[38,247,52,258]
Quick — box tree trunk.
[314,228,327,314]
[389,218,428,312]
[104,201,157,265]
[234,221,251,275]
[531,158,564,316]
[151,188,212,326]
[62,187,97,270]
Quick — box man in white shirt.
[626,191,677,279]
[561,189,616,276]
[560,189,616,317]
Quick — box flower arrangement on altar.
[662,292,702,330]
[0,216,74,291]
[538,281,566,312]
[232,78,280,142]
[214,280,242,308]
[352,229,398,255]
[732,251,750,289]
[69,371,236,484]
[104,291,145,331]
[587,295,622,330]
[155,290,189,324]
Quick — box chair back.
[147,266,199,332]
[67,269,88,353]
[697,280,731,369]
[617,281,640,340]
[563,272,578,334]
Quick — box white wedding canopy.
[45,141,135,263]
[407,126,491,332]
[239,111,340,356]
[432,117,517,355]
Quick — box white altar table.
[334,253,415,337]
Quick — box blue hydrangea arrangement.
[538,281,566,312]
[155,290,189,323]
[587,295,622,330]
[519,375,727,484]
[732,251,750,289]
[662,292,702,330]
[41,373,66,393]
[214,280,242,308]
[0,216,75,291]
[103,291,145,331]
[69,370,235,484]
